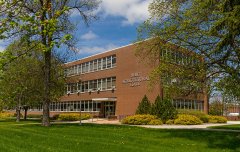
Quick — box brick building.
[31,42,208,118]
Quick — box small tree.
[209,100,224,116]
[136,95,151,114]
[151,96,177,123]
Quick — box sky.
[69,0,152,61]
[0,0,152,61]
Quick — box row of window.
[172,99,204,111]
[161,49,200,66]
[65,77,116,94]
[30,101,102,112]
[29,99,204,112]
[65,55,116,76]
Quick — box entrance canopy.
[92,98,116,101]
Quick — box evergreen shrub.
[151,96,177,123]
[136,95,151,114]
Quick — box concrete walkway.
[77,119,240,131]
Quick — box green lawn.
[0,120,239,152]
[209,124,240,130]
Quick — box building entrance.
[92,98,117,118]
[103,101,116,118]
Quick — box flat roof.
[64,42,137,65]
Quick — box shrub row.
[178,110,209,123]
[174,114,203,125]
[208,115,227,123]
[121,114,163,125]
[0,112,14,119]
[57,113,91,121]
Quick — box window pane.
[112,77,116,88]
[86,62,89,73]
[102,78,106,90]
[102,58,106,69]
[93,59,98,71]
[90,61,93,72]
[112,55,116,67]
[107,56,111,68]
[97,59,102,70]
[107,77,111,89]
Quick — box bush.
[121,114,162,125]
[174,114,203,125]
[136,95,151,114]
[166,119,174,125]
[51,114,60,120]
[178,110,209,123]
[58,113,91,121]
[208,115,227,123]
[151,96,177,123]
[27,114,42,118]
[0,112,14,119]
[148,119,163,125]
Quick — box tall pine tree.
[136,95,151,114]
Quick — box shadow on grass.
[156,129,240,151]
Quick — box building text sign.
[122,72,149,87]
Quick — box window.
[107,77,112,89]
[86,62,89,73]
[112,55,116,67]
[97,59,102,70]
[102,58,106,69]
[84,81,89,92]
[93,80,97,91]
[107,56,111,68]
[90,61,94,72]
[112,77,116,88]
[81,82,85,92]
[93,59,98,71]
[102,78,106,90]
[82,63,86,73]
[97,79,102,90]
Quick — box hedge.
[208,115,227,123]
[178,110,209,123]
[121,114,163,125]
[58,113,91,121]
[174,114,203,125]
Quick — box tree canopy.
[137,0,239,99]
[0,0,100,126]
[0,39,65,121]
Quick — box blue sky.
[69,0,152,61]
[0,0,152,62]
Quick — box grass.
[0,120,240,152]
[209,124,240,130]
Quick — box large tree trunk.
[42,51,51,126]
[23,106,28,120]
[16,106,21,122]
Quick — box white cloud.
[77,44,118,55]
[99,0,152,25]
[80,31,98,40]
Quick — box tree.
[209,100,223,116]
[0,0,100,126]
[136,95,152,114]
[136,0,240,108]
[0,39,65,122]
[151,96,177,123]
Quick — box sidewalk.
[78,119,240,130]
